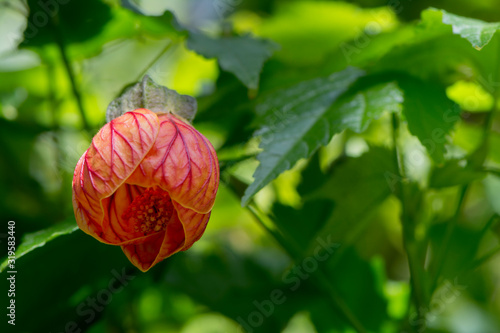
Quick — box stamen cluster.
[122,188,174,235]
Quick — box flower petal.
[73,152,103,237]
[173,201,211,251]
[72,109,160,242]
[127,113,219,214]
[121,231,165,272]
[121,209,186,271]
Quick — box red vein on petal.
[91,140,108,164]
[85,158,100,191]
[186,126,213,196]
[87,165,107,182]
[132,113,146,154]
[114,147,131,170]
[114,129,141,158]
[156,121,178,171]
[167,116,193,190]
[174,119,217,209]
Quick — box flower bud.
[72,108,219,271]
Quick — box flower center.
[122,187,174,236]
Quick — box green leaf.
[399,76,459,162]
[241,67,365,205]
[366,9,500,84]
[329,81,403,133]
[241,72,405,206]
[0,221,78,272]
[430,8,500,50]
[187,33,278,90]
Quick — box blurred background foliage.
[2,0,500,332]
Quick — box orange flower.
[72,108,219,272]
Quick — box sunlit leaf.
[367,9,500,85]
[328,81,403,133]
[430,8,500,50]
[446,80,495,112]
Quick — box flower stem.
[391,113,427,325]
[51,24,90,131]
[430,184,468,293]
